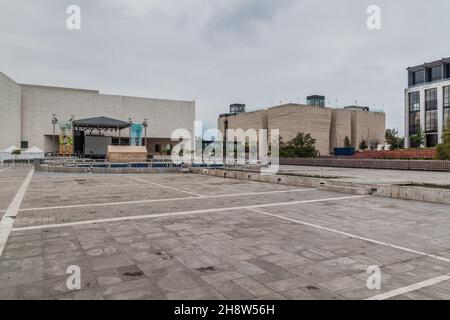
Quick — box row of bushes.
[351,148,437,160]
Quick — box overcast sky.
[1,0,450,136]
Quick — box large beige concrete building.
[268,104,332,155]
[0,71,195,156]
[218,109,268,135]
[218,103,385,156]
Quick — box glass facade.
[426,134,438,147]
[445,86,450,127]
[429,66,443,82]
[425,88,438,132]
[408,60,450,87]
[306,95,325,107]
[408,91,420,135]
[411,70,425,85]
[230,104,246,115]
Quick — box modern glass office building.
[405,58,450,148]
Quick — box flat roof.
[407,57,450,71]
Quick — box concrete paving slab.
[0,170,450,300]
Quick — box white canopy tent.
[0,145,20,161]
[0,145,45,161]
[22,146,45,159]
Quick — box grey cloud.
[1,0,450,132]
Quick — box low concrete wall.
[191,167,450,204]
[374,184,450,204]
[37,164,182,174]
[191,167,322,188]
[190,167,371,196]
[281,158,450,172]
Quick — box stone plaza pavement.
[279,165,450,185]
[1,166,450,300]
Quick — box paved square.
[1,167,450,300]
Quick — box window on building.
[445,109,450,127]
[445,64,450,79]
[409,91,420,112]
[426,134,438,148]
[426,110,438,132]
[20,141,28,149]
[408,92,420,135]
[428,66,442,82]
[412,70,425,85]
[166,144,172,156]
[445,86,450,126]
[409,112,420,134]
[425,88,437,110]
[425,88,438,132]
[155,144,161,153]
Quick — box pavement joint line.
[17,188,317,212]
[0,179,27,183]
[0,167,11,173]
[0,169,34,257]
[128,176,203,197]
[248,208,450,264]
[11,194,367,232]
[366,274,450,300]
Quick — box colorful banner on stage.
[130,124,143,146]
[59,121,74,155]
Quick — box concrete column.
[437,84,444,144]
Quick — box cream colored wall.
[217,104,385,156]
[19,84,195,152]
[268,104,332,156]
[0,72,21,150]
[218,117,227,137]
[226,110,268,132]
[330,109,352,150]
[351,110,386,149]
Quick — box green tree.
[436,119,450,160]
[410,126,424,148]
[344,136,352,148]
[280,132,318,158]
[359,140,368,151]
[385,129,404,150]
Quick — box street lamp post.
[143,119,148,149]
[51,114,58,153]
[128,118,132,146]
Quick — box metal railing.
[0,159,35,167]
[38,158,225,170]
[280,158,450,172]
